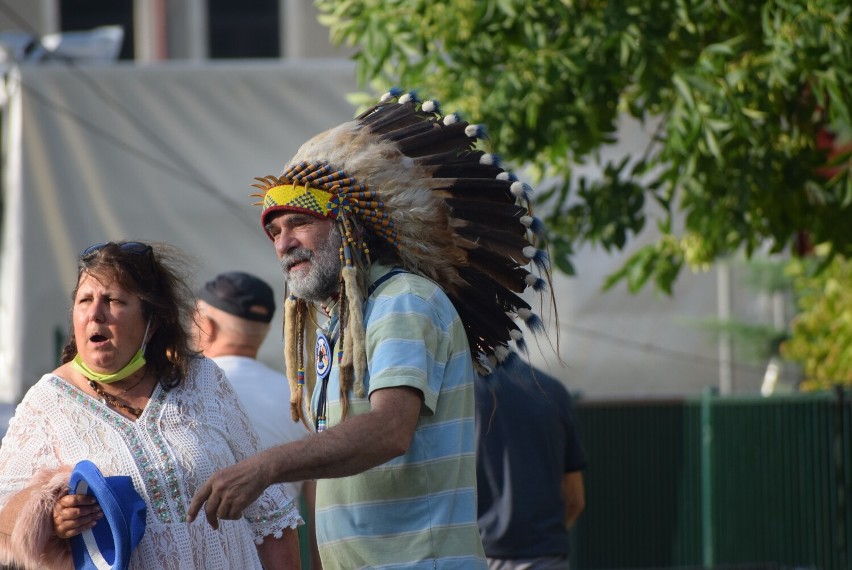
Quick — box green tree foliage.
[781,253,852,389]
[316,0,852,293]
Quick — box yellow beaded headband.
[260,183,333,219]
[251,162,399,250]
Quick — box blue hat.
[68,460,147,570]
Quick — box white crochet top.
[0,357,301,569]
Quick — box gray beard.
[280,226,342,302]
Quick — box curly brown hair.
[60,241,199,389]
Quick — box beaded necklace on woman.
[87,373,149,418]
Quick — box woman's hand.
[52,493,103,539]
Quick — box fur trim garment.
[0,466,74,570]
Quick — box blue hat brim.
[68,460,147,570]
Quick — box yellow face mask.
[72,320,151,384]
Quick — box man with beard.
[188,91,554,570]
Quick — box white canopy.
[0,60,764,405]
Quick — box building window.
[208,0,279,59]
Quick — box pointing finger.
[205,494,221,530]
[186,480,212,523]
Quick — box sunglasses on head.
[81,241,153,257]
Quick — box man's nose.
[274,231,298,257]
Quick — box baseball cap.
[196,271,276,323]
[68,460,147,570]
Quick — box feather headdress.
[251,89,554,425]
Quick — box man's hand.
[186,455,267,529]
[53,493,102,539]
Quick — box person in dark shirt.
[476,354,587,569]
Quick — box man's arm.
[562,470,585,528]
[187,386,422,528]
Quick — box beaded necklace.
[89,379,145,418]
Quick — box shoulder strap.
[367,267,406,297]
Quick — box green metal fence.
[572,389,851,570]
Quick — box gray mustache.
[280,249,312,272]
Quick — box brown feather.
[447,205,530,236]
[394,122,477,157]
[464,246,531,293]
[458,266,531,313]
[418,150,506,179]
[382,118,440,143]
[433,179,516,203]
[361,101,425,133]
[449,277,526,357]
[456,223,531,264]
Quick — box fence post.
[701,387,715,569]
[835,386,848,570]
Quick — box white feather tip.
[494,345,510,362]
[465,124,482,138]
[510,181,533,200]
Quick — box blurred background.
[0,1,849,568]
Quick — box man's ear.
[205,315,219,341]
[192,306,217,348]
[198,312,218,342]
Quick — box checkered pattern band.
[263,184,335,219]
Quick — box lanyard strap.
[367,267,405,296]
[314,268,406,431]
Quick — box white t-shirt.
[212,355,309,498]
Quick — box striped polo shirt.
[312,264,486,569]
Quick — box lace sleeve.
[209,364,303,542]
[0,382,64,506]
[0,380,74,570]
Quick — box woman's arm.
[0,467,75,570]
[256,527,301,570]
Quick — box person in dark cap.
[196,271,278,325]
[194,270,321,569]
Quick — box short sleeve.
[364,286,452,415]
